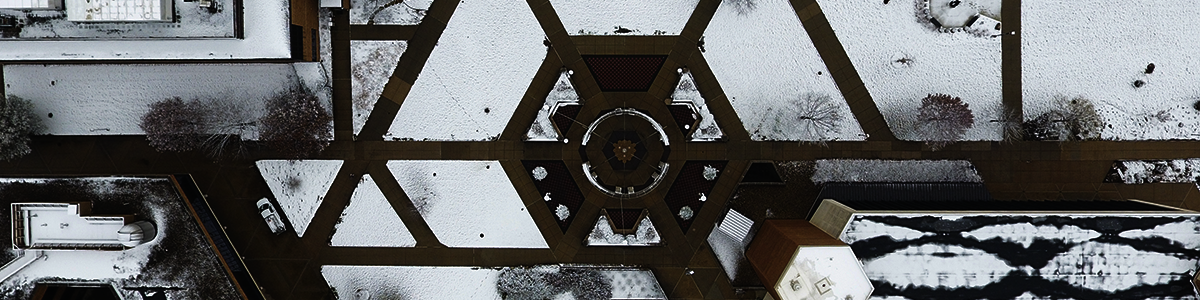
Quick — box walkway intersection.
[2,0,1199,299]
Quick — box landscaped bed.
[351,41,407,135]
[350,0,429,25]
[0,177,239,299]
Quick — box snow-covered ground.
[0,0,289,59]
[330,174,417,247]
[551,0,697,35]
[0,177,238,299]
[350,0,429,25]
[1023,1,1200,140]
[586,215,661,246]
[384,0,544,141]
[526,70,580,141]
[4,63,330,136]
[387,160,548,248]
[256,160,343,238]
[817,0,1002,141]
[1110,159,1200,184]
[351,41,408,135]
[322,266,502,299]
[671,69,724,141]
[811,159,983,184]
[704,0,865,141]
[322,265,666,299]
[0,0,234,39]
[707,209,756,283]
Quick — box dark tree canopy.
[0,96,43,161]
[140,97,209,152]
[1023,96,1102,141]
[918,93,974,150]
[260,90,332,158]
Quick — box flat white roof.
[14,203,127,249]
[66,0,172,22]
[0,0,60,9]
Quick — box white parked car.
[257,198,287,234]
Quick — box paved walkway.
[2,0,1199,299]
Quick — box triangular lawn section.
[256,160,344,237]
[330,174,417,247]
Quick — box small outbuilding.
[12,202,155,250]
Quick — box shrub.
[724,0,756,15]
[260,90,332,158]
[992,107,1024,143]
[1023,96,1102,141]
[0,96,42,161]
[140,97,209,152]
[917,93,974,150]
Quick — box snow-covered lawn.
[322,266,502,299]
[256,160,343,238]
[4,63,329,136]
[0,0,234,39]
[330,174,417,247]
[1023,1,1200,140]
[350,0,429,25]
[387,160,548,248]
[322,265,666,299]
[704,0,865,141]
[0,177,238,299]
[586,215,661,246]
[551,0,697,35]
[817,0,1002,141]
[384,0,544,141]
[811,159,982,184]
[352,41,408,135]
[0,0,289,60]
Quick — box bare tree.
[724,0,757,15]
[140,97,209,152]
[1023,95,1102,141]
[199,99,257,158]
[792,92,843,146]
[260,90,333,158]
[0,96,42,161]
[989,107,1023,143]
[918,93,974,150]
